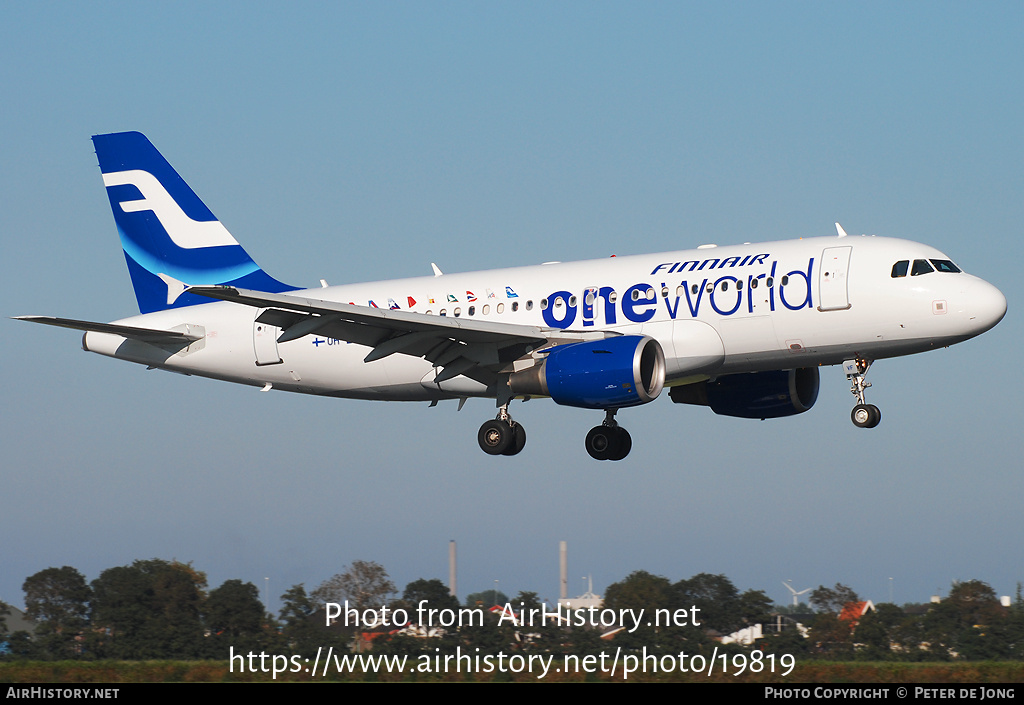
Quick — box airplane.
[16,132,1007,461]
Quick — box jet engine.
[669,367,819,419]
[509,335,665,409]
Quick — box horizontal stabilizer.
[13,316,202,345]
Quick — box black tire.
[585,425,616,461]
[478,419,512,455]
[865,404,881,428]
[851,404,873,428]
[502,422,527,456]
[608,427,632,461]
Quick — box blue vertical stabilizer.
[92,131,295,313]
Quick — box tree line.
[2,559,1023,661]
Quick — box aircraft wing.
[14,316,202,346]
[188,285,612,385]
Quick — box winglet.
[835,222,848,238]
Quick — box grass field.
[2,660,1023,683]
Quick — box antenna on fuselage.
[835,222,849,238]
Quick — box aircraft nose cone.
[968,279,1006,334]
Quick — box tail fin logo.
[91,131,295,314]
[102,170,238,250]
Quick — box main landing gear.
[477,404,527,456]
[475,402,633,460]
[585,409,632,461]
[845,358,881,429]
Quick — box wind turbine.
[783,580,811,607]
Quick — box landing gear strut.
[477,400,527,456]
[845,358,881,429]
[585,409,632,461]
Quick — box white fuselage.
[82,235,1007,402]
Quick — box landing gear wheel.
[502,422,527,456]
[478,419,512,455]
[585,426,632,461]
[585,425,615,461]
[851,404,881,429]
[607,427,632,461]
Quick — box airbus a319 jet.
[17,132,1007,460]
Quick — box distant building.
[558,576,602,611]
[720,623,763,645]
[0,605,37,655]
[839,600,876,629]
[1,604,36,636]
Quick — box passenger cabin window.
[891,260,909,278]
[930,259,962,273]
[911,259,934,276]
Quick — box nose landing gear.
[845,358,881,429]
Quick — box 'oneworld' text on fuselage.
[541,254,815,328]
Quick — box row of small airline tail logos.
[360,286,519,310]
[348,256,819,326]
[351,253,783,309]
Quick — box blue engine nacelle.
[509,335,666,409]
[668,367,819,419]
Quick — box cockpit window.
[930,259,961,273]
[891,260,909,278]
[911,259,934,276]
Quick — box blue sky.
[2,2,1022,613]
